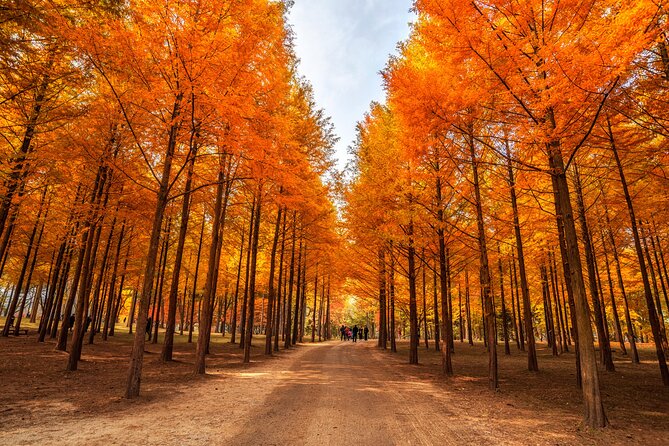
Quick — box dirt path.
[230,341,461,445]
[2,339,668,445]
[0,341,482,445]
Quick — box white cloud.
[288,0,414,171]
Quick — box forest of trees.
[343,0,669,430]
[0,0,341,398]
[3,0,669,435]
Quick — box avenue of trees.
[344,0,669,429]
[0,0,341,398]
[4,0,669,434]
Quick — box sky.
[288,0,415,172]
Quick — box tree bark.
[125,92,182,397]
[264,206,283,354]
[607,117,668,383]
[243,183,263,363]
[546,128,607,426]
[408,221,419,365]
[506,146,536,369]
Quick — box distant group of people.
[339,324,368,342]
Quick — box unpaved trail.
[2,341,485,445]
[230,341,462,445]
[5,339,667,445]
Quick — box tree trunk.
[274,211,287,352]
[421,251,429,349]
[243,184,263,363]
[469,130,497,389]
[239,198,256,349]
[465,269,473,345]
[264,206,283,355]
[89,213,119,344]
[389,241,397,353]
[161,142,197,360]
[573,163,614,371]
[195,166,226,374]
[2,188,47,337]
[506,146,536,369]
[291,236,303,346]
[433,258,441,351]
[408,222,419,365]
[436,176,452,373]
[640,221,669,348]
[546,129,607,426]
[498,245,510,355]
[125,92,182,398]
[600,230,626,355]
[378,247,387,349]
[284,212,297,349]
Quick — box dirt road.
[3,339,668,445]
[1,341,482,445]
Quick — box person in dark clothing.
[84,316,92,332]
[352,325,359,343]
[146,317,153,340]
[364,325,369,341]
[68,314,75,331]
[340,325,346,341]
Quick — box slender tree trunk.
[640,221,669,348]
[465,269,473,345]
[506,145,536,369]
[103,222,126,340]
[469,129,497,389]
[274,211,287,352]
[433,258,440,351]
[243,184,263,363]
[195,166,226,374]
[162,143,197,360]
[89,214,119,344]
[389,241,397,353]
[608,116,665,380]
[326,275,331,340]
[546,124,607,426]
[436,176,452,373]
[230,226,245,344]
[291,236,303,346]
[265,206,283,355]
[239,198,256,349]
[284,212,297,349]
[2,189,47,337]
[56,168,105,350]
[311,267,318,343]
[14,190,49,335]
[408,222,419,365]
[421,251,429,349]
[125,92,182,398]
[186,214,205,343]
[551,250,569,352]
[574,163,614,371]
[498,245,510,355]
[509,257,520,350]
[152,218,172,344]
[378,247,387,349]
[600,230,626,355]
[299,245,308,343]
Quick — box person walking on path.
[352,325,359,343]
[340,325,346,341]
[364,325,369,341]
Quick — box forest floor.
[1,326,668,445]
